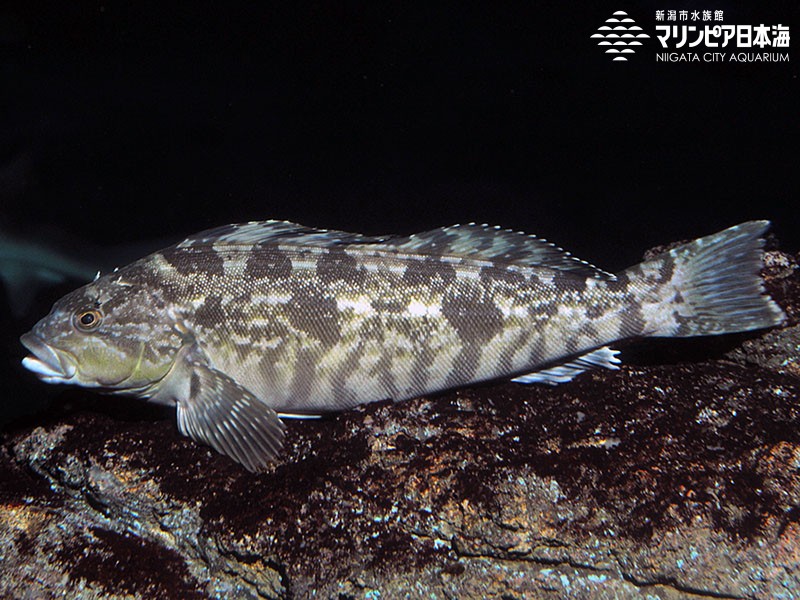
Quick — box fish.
[20,220,785,471]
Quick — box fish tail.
[624,221,785,338]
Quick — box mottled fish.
[21,220,785,471]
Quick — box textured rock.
[1,251,798,599]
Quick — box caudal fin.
[635,221,785,337]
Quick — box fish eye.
[74,309,103,331]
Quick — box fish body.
[21,220,785,471]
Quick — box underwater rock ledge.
[1,250,798,600]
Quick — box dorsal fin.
[177,220,388,249]
[383,223,616,280]
[177,220,614,280]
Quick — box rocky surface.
[1,250,798,599]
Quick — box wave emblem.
[591,10,650,62]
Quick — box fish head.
[20,273,180,394]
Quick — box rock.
[1,251,799,599]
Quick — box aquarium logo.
[654,11,790,64]
[591,9,791,65]
[591,10,650,61]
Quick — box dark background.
[1,2,797,425]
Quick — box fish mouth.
[20,332,78,383]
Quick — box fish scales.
[140,247,616,409]
[21,220,785,471]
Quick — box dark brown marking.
[233,342,253,361]
[674,312,698,336]
[289,348,318,406]
[619,303,646,337]
[190,372,201,399]
[441,290,503,344]
[371,298,407,313]
[253,339,290,391]
[225,305,249,332]
[565,334,579,355]
[493,342,518,379]
[526,272,542,287]
[479,265,526,286]
[286,290,341,346]
[248,319,293,354]
[608,271,631,294]
[658,255,675,282]
[444,344,481,388]
[525,334,547,368]
[194,295,224,329]
[402,259,456,287]
[407,341,440,397]
[579,321,599,341]
[317,248,364,285]
[244,248,292,279]
[552,269,588,293]
[117,261,163,288]
[586,303,607,320]
[535,299,560,318]
[402,260,431,286]
[353,314,388,340]
[330,343,363,409]
[374,352,398,400]
[231,290,253,306]
[161,246,224,277]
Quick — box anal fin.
[511,346,621,386]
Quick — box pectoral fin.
[153,344,285,471]
[176,363,285,471]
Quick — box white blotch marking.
[454,267,481,282]
[556,305,586,321]
[406,300,441,317]
[337,296,373,315]
[535,270,555,286]
[639,260,666,281]
[495,297,528,319]
[255,337,283,350]
[223,256,247,277]
[290,256,318,270]
[189,296,207,309]
[253,292,292,306]
[383,261,407,275]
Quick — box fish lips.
[20,332,78,383]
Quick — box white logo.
[653,11,790,63]
[591,10,650,61]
